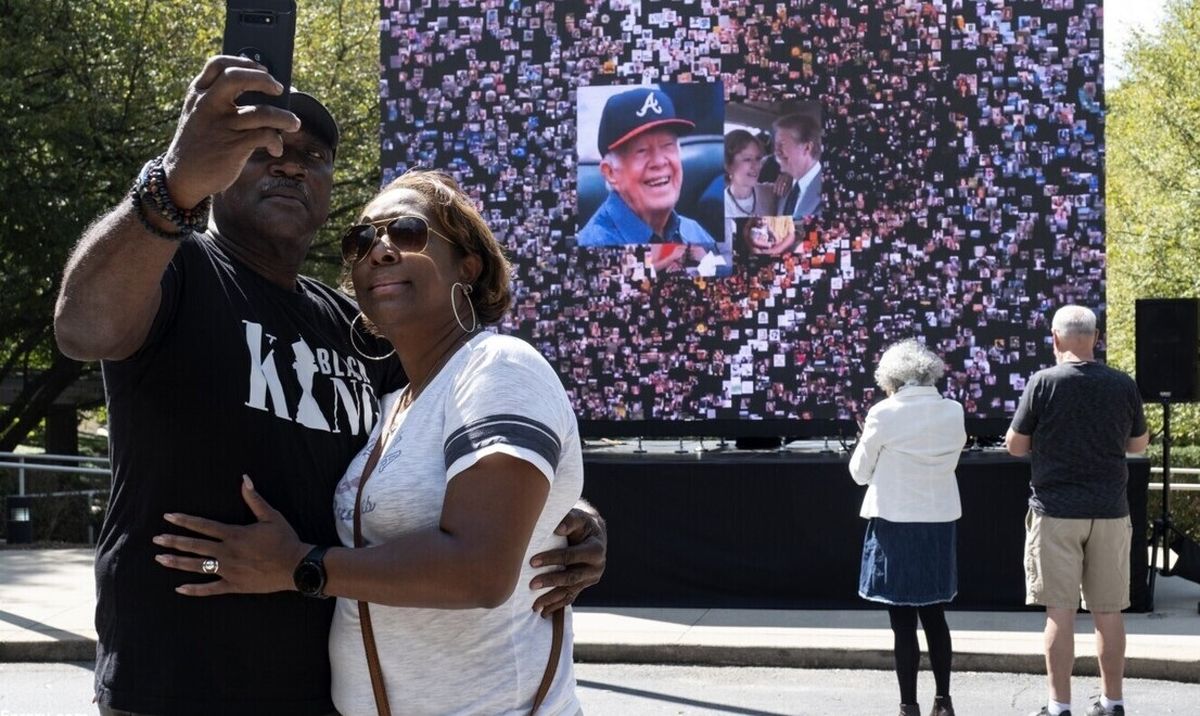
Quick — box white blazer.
[849,385,966,522]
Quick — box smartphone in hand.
[222,0,296,109]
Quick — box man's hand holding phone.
[161,56,300,211]
[159,0,298,209]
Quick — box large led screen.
[378,0,1105,438]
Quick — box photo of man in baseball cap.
[576,85,719,259]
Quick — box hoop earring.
[348,312,395,361]
[451,282,479,333]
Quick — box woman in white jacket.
[850,339,966,716]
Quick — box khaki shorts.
[1024,509,1131,612]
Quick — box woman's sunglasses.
[341,215,455,264]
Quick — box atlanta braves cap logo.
[597,86,696,156]
[635,92,663,118]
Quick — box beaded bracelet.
[132,155,212,236]
[129,191,193,242]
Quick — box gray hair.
[600,150,622,191]
[873,339,945,394]
[1051,305,1097,338]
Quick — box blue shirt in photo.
[577,192,716,248]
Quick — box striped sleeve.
[442,336,570,483]
[444,414,562,473]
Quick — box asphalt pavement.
[4,662,1200,715]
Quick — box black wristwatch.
[293,545,331,598]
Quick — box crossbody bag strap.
[352,423,564,716]
[530,607,565,714]
[353,436,391,716]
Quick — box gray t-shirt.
[1010,360,1147,518]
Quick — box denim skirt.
[858,518,958,606]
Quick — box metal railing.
[0,452,112,545]
[0,452,111,496]
[1150,466,1200,492]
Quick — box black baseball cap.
[290,89,339,157]
[596,87,695,156]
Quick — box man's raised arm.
[55,56,298,361]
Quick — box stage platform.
[576,440,1150,612]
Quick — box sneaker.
[1030,708,1071,716]
[929,695,955,716]
[1085,703,1124,716]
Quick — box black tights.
[888,604,952,706]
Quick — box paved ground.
[576,664,1200,714]
[1,547,1198,714]
[4,662,1200,715]
[3,549,1200,676]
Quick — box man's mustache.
[260,177,310,202]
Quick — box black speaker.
[1136,298,1200,402]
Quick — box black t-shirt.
[1010,361,1147,519]
[96,234,406,715]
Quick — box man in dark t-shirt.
[1005,305,1148,716]
[55,57,605,716]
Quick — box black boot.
[899,705,921,716]
[929,695,955,716]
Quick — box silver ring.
[201,558,219,575]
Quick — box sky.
[1105,0,1170,87]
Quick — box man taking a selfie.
[55,56,606,716]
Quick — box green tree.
[294,0,384,275]
[1107,0,1200,445]
[0,0,379,451]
